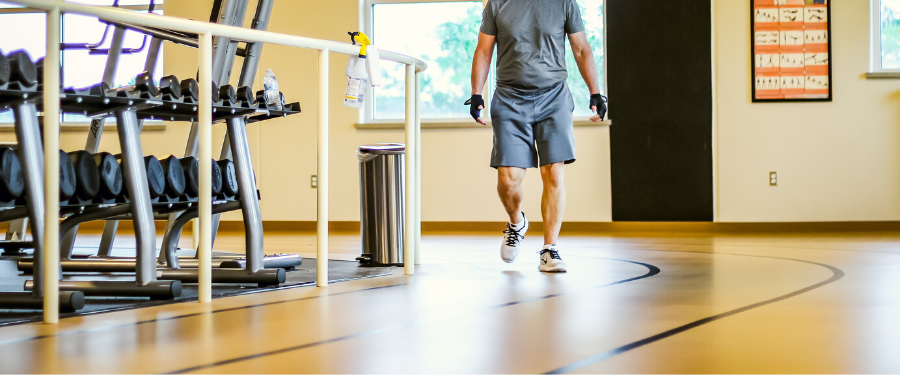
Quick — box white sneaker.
[538,247,567,273]
[501,213,528,263]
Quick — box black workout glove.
[465,94,485,121]
[590,93,608,120]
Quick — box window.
[874,0,900,71]
[365,0,605,122]
[0,1,164,123]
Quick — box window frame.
[363,0,488,124]
[872,0,900,72]
[0,2,164,125]
[362,0,607,124]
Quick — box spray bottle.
[344,31,382,109]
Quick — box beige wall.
[7,0,896,223]
[715,0,900,222]
[0,0,612,223]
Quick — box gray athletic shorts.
[490,81,576,169]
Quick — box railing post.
[317,48,329,287]
[43,4,61,324]
[415,71,422,265]
[404,64,416,275]
[198,32,213,303]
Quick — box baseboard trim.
[4,220,896,236]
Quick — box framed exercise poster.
[751,0,832,102]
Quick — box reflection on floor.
[0,227,898,373]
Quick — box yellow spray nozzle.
[348,31,372,57]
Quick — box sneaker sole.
[539,268,567,273]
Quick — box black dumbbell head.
[159,155,186,198]
[0,49,10,85]
[236,86,254,105]
[94,152,122,200]
[0,148,24,201]
[159,75,181,99]
[7,50,37,86]
[89,82,111,97]
[180,79,199,101]
[134,71,160,97]
[211,158,223,195]
[59,150,77,200]
[219,85,236,105]
[211,81,220,103]
[179,157,199,198]
[217,159,238,197]
[143,156,165,198]
[68,151,100,201]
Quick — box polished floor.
[0,227,898,373]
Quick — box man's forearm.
[574,51,600,95]
[471,51,492,95]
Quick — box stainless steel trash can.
[357,143,404,266]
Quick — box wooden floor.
[0,227,899,373]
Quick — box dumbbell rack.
[48,0,304,283]
[0,53,84,311]
[4,0,310,311]
[13,73,301,286]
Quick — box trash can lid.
[358,143,405,155]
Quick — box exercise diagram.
[752,0,831,100]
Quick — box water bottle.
[263,69,283,111]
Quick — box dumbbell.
[217,159,239,197]
[58,150,77,201]
[158,155,186,198]
[3,49,37,87]
[211,81,220,103]
[158,75,181,100]
[0,148,24,203]
[236,86,254,106]
[119,155,165,200]
[179,157,223,199]
[218,85,237,106]
[0,49,10,86]
[93,152,123,201]
[181,78,199,101]
[108,71,159,97]
[68,151,101,202]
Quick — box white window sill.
[0,122,167,132]
[865,72,900,79]
[356,119,612,130]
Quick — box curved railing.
[3,0,426,324]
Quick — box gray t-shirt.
[481,0,585,91]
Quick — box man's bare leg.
[497,167,526,223]
[540,162,566,245]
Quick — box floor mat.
[0,255,394,326]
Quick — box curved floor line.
[544,254,845,374]
[164,258,660,374]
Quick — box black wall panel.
[607,0,714,221]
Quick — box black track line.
[543,256,844,374]
[164,258,660,374]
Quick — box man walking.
[467,0,607,272]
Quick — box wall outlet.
[311,175,318,188]
[769,171,778,186]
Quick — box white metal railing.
[4,0,426,324]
